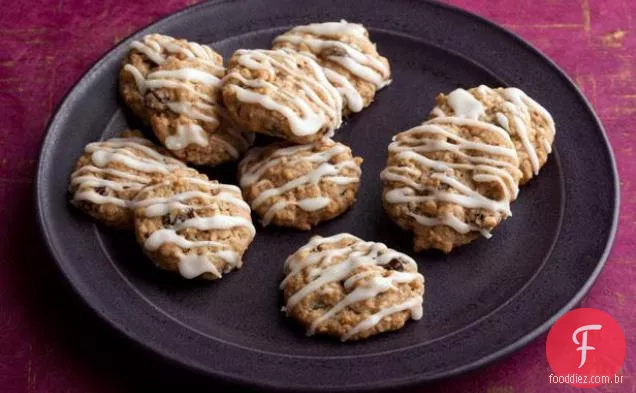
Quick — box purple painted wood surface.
[0,1,633,391]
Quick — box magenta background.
[0,1,634,392]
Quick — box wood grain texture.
[0,1,633,392]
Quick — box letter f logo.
[572,324,602,368]
[547,309,625,387]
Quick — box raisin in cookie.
[221,49,343,144]
[281,233,425,341]
[119,34,253,166]
[381,117,522,253]
[238,139,362,230]
[430,85,555,184]
[273,20,391,114]
[133,173,255,280]
[69,130,190,228]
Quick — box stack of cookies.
[68,21,424,342]
[381,86,556,253]
[68,20,555,342]
[227,20,393,229]
[69,130,256,280]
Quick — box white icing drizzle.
[281,234,424,341]
[87,144,180,174]
[178,254,223,279]
[149,68,221,85]
[495,112,509,130]
[273,20,390,112]
[72,165,151,184]
[129,66,221,101]
[239,142,360,225]
[261,197,332,226]
[408,212,492,239]
[73,190,131,208]
[70,176,143,193]
[500,87,556,173]
[71,137,186,208]
[165,123,209,150]
[434,86,556,175]
[86,137,184,169]
[225,49,342,136]
[138,176,255,279]
[381,119,520,239]
[291,20,368,38]
[323,68,364,113]
[129,34,223,69]
[446,88,485,119]
[125,35,229,152]
[136,190,251,216]
[125,65,221,120]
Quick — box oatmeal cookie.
[430,85,555,184]
[281,233,425,341]
[133,173,255,280]
[119,34,253,166]
[69,131,190,228]
[381,117,522,253]
[221,49,343,144]
[273,20,391,114]
[119,34,223,123]
[238,139,362,230]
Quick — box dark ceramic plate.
[36,0,619,391]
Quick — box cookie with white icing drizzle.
[273,20,391,114]
[119,34,253,166]
[238,139,362,230]
[119,34,223,123]
[281,233,425,341]
[381,117,522,253]
[69,130,192,229]
[133,173,255,280]
[431,85,555,184]
[221,49,343,144]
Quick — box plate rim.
[35,0,620,390]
